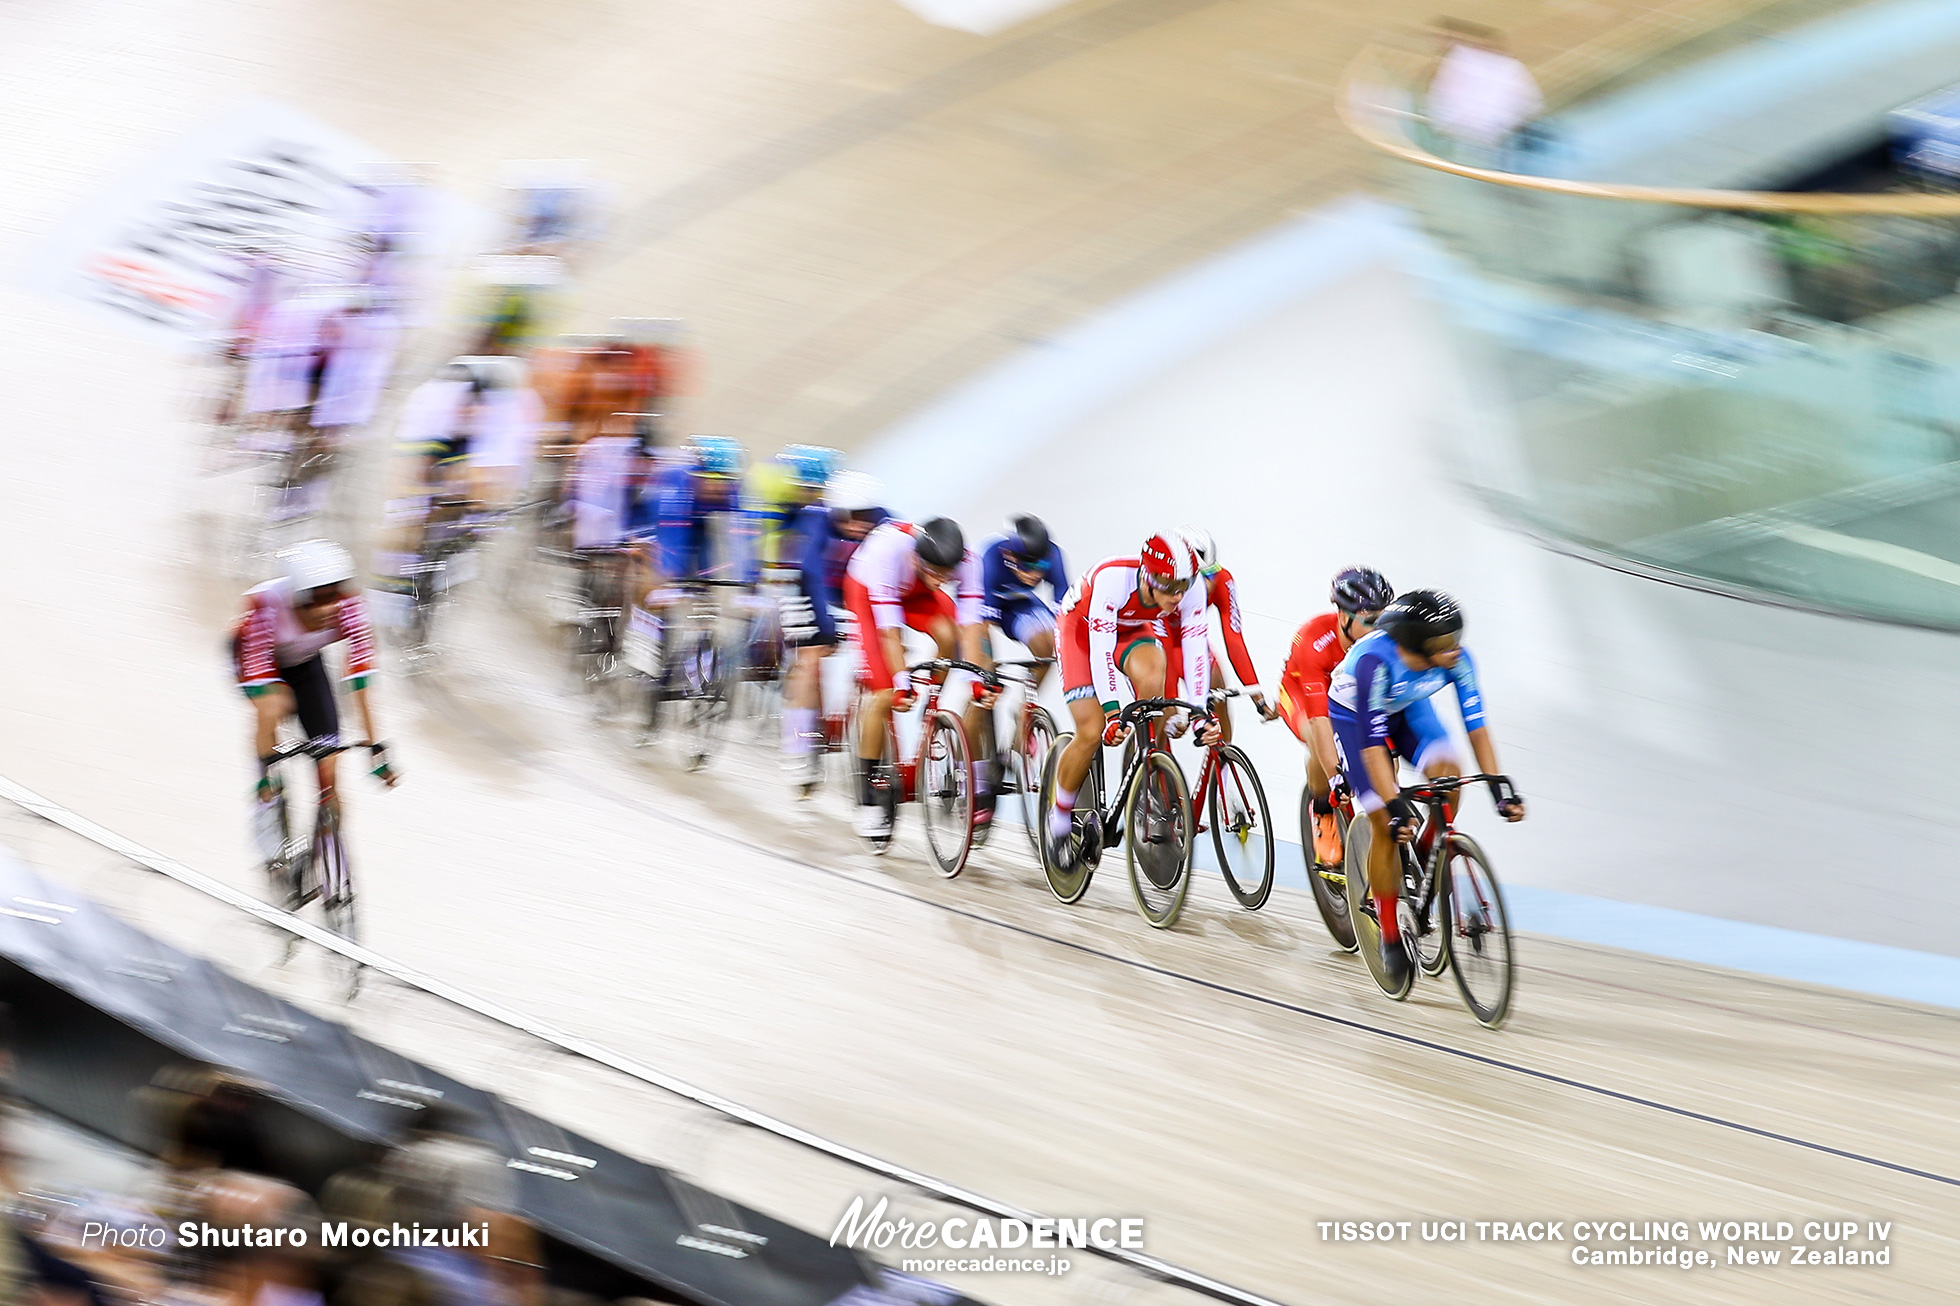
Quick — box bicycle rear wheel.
[1444,834,1514,1029]
[1208,745,1274,910]
[1037,736,1096,903]
[919,711,974,877]
[1303,791,1357,951]
[1125,750,1192,928]
[1016,707,1057,864]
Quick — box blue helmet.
[777,444,841,489]
[689,434,745,477]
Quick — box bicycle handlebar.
[267,739,377,763]
[905,658,1004,688]
[1400,773,1504,802]
[1116,697,1213,726]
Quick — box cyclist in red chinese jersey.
[1176,527,1276,741]
[1276,567,1394,867]
[1046,531,1219,870]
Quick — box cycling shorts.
[844,575,955,691]
[1275,679,1321,744]
[232,638,339,744]
[997,598,1055,648]
[1327,696,1455,813]
[1058,608,1159,705]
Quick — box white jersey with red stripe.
[1061,555,1210,708]
[845,521,983,629]
[236,578,379,691]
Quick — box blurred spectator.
[1424,19,1543,164]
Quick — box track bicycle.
[1343,774,1515,1028]
[256,739,387,995]
[1185,688,1276,910]
[1036,697,1208,928]
[859,658,1003,876]
[988,658,1057,865]
[638,577,750,770]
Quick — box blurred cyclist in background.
[1276,566,1394,868]
[1327,589,1524,997]
[843,516,990,843]
[1176,526,1275,741]
[233,541,397,864]
[747,444,840,570]
[778,470,887,794]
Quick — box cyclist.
[1326,589,1524,997]
[1175,527,1276,741]
[622,434,760,685]
[1276,566,1394,868]
[234,541,398,869]
[747,444,841,569]
[973,513,1067,813]
[779,470,887,793]
[1046,532,1219,870]
[843,516,991,842]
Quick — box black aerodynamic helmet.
[1376,588,1463,653]
[915,516,965,569]
[1331,566,1393,614]
[1007,513,1050,563]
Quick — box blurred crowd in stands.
[0,1018,660,1306]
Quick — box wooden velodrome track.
[1,1,1955,1302]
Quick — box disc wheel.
[919,711,974,877]
[1016,707,1058,864]
[1344,816,1410,996]
[1125,750,1193,929]
[1208,745,1273,910]
[1444,834,1515,1029]
[1303,790,1357,951]
[1037,736,1096,904]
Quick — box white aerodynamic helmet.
[826,470,884,514]
[280,539,356,597]
[1176,526,1217,574]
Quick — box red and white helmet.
[1138,530,1196,585]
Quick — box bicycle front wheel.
[1208,745,1273,910]
[919,711,974,877]
[313,803,363,997]
[1444,834,1515,1029]
[1037,736,1095,904]
[1303,791,1357,951]
[1125,750,1192,929]
[1016,706,1057,864]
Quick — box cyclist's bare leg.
[1054,640,1163,795]
[1023,628,1055,690]
[252,686,295,762]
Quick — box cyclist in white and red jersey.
[843,516,992,841]
[233,540,397,823]
[1046,531,1219,869]
[1176,527,1277,741]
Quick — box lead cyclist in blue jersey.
[1326,589,1524,998]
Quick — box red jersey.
[1279,612,1344,721]
[1201,566,1262,693]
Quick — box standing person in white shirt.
[1424,21,1542,165]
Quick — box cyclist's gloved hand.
[1101,714,1130,747]
[1385,793,1419,842]
[890,686,917,713]
[1249,691,1278,721]
[1488,774,1524,820]
[1194,715,1223,747]
[1329,772,1352,806]
[369,741,399,786]
[1163,709,1191,740]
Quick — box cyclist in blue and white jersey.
[969,514,1067,817]
[645,434,756,586]
[778,470,888,793]
[1327,589,1524,997]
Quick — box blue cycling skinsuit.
[1325,629,1485,813]
[977,534,1068,646]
